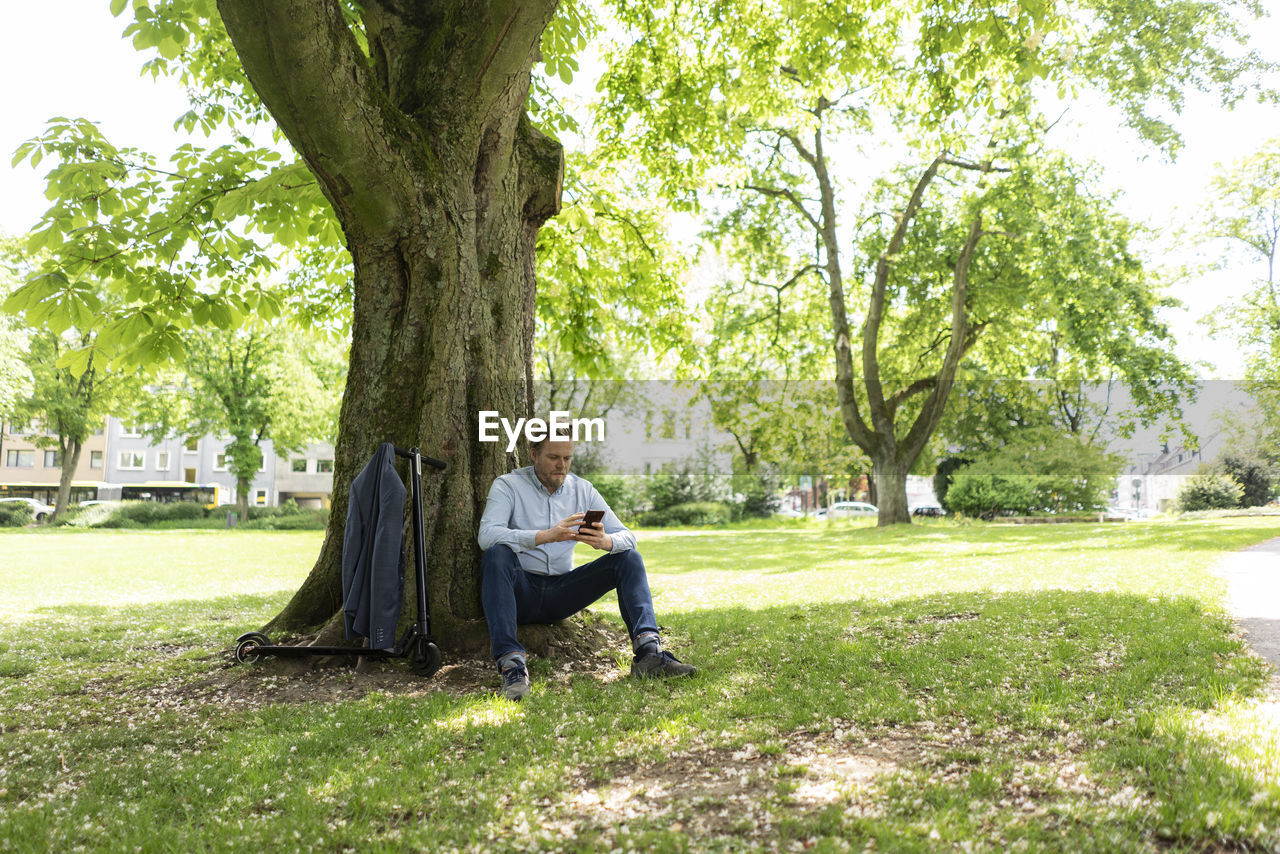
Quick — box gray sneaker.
[501,662,530,700]
[631,649,696,679]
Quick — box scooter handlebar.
[392,445,447,470]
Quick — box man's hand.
[535,513,585,546]
[575,520,614,552]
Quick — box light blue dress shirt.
[477,466,636,576]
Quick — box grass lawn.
[2,518,1280,851]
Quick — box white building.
[102,417,333,508]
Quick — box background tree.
[3,244,140,520]
[598,0,1266,525]
[11,330,143,521]
[0,240,34,420]
[1204,140,1280,472]
[138,321,344,521]
[697,223,867,508]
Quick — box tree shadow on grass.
[4,587,1278,851]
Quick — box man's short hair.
[530,436,572,453]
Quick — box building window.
[253,489,268,506]
[90,451,103,469]
[214,454,229,471]
[44,450,61,468]
[6,450,34,468]
[184,436,199,452]
[120,423,142,438]
[659,411,675,440]
[316,459,334,473]
[156,451,170,471]
[291,458,309,473]
[118,451,145,470]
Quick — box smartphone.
[579,509,605,530]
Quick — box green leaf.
[110,0,127,16]
[55,345,94,378]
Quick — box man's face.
[531,441,573,492]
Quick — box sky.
[1,1,1277,383]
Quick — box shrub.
[944,429,1118,515]
[933,456,973,513]
[637,501,732,527]
[733,485,779,520]
[646,467,718,512]
[127,501,206,523]
[239,509,329,530]
[946,474,1036,520]
[591,474,644,524]
[0,503,32,527]
[60,503,122,528]
[1219,452,1272,508]
[96,501,210,527]
[1176,473,1244,512]
[50,506,83,527]
[94,516,142,529]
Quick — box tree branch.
[862,154,947,443]
[216,0,426,237]
[737,183,821,233]
[939,156,1011,173]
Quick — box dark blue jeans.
[481,545,659,664]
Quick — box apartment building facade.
[0,418,111,505]
[0,416,334,508]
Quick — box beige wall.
[0,420,109,485]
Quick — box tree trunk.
[53,439,83,522]
[217,0,563,651]
[871,456,910,526]
[236,475,251,525]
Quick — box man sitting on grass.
[478,438,695,700]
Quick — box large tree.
[598,0,1268,524]
[7,1,577,647]
[212,0,568,643]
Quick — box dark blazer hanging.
[342,442,407,650]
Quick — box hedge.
[637,501,732,527]
[0,503,33,527]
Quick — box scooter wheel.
[410,639,442,678]
[235,638,264,664]
[235,631,271,647]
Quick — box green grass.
[2,519,1280,851]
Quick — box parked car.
[0,497,54,522]
[911,504,945,518]
[827,501,879,518]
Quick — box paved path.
[1217,537,1280,694]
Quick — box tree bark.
[236,475,251,524]
[53,439,83,522]
[870,456,910,525]
[216,0,563,649]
